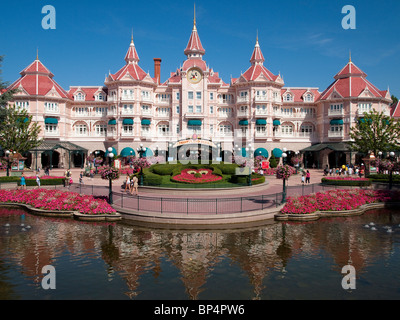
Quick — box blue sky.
[1,0,400,98]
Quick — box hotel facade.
[4,18,393,170]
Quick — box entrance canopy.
[301,142,350,153]
[31,140,88,153]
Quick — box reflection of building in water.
[163,232,227,300]
[0,210,397,299]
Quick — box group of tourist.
[323,164,365,178]
[124,174,139,195]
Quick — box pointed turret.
[250,34,265,65]
[184,4,205,58]
[125,32,140,64]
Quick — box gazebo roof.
[301,143,351,152]
[30,141,88,152]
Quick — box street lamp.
[389,151,395,190]
[282,148,287,165]
[282,152,288,203]
[137,144,147,186]
[107,147,114,204]
[5,150,11,177]
[247,143,254,186]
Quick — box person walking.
[301,173,305,185]
[79,172,84,185]
[64,169,71,187]
[130,175,139,196]
[19,173,27,190]
[36,173,41,189]
[124,174,131,193]
[306,170,311,184]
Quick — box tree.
[348,109,400,156]
[0,56,19,123]
[269,153,278,168]
[391,95,398,106]
[0,105,42,154]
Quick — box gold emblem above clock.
[187,68,202,84]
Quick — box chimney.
[154,58,162,84]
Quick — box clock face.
[187,68,202,84]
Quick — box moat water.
[1,207,400,300]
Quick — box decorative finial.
[349,50,352,63]
[194,3,196,27]
[36,48,39,60]
[131,28,134,44]
[256,29,259,43]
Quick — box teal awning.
[120,147,135,157]
[273,120,281,126]
[144,148,153,157]
[141,119,151,125]
[241,148,247,157]
[108,119,117,125]
[105,147,117,157]
[123,119,134,125]
[330,119,344,125]
[239,120,249,126]
[254,148,269,158]
[272,148,283,158]
[45,118,58,124]
[256,119,267,125]
[188,120,202,126]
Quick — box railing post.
[187,198,189,215]
[121,192,123,208]
[216,198,218,214]
[161,197,163,214]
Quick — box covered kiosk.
[300,142,352,169]
[30,141,88,170]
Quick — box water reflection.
[0,207,400,300]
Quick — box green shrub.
[269,154,278,168]
[142,168,163,186]
[151,163,182,176]
[211,163,239,175]
[17,178,65,186]
[366,174,400,183]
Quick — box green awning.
[239,120,249,126]
[141,119,151,125]
[123,119,134,125]
[45,118,58,124]
[273,120,281,126]
[254,148,269,158]
[108,119,117,125]
[120,147,135,157]
[272,148,283,158]
[330,119,344,125]
[256,119,267,125]
[188,120,202,126]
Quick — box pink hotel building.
[4,18,393,170]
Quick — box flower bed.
[0,189,117,215]
[321,176,372,186]
[171,168,223,184]
[280,189,399,215]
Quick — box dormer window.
[75,92,85,101]
[284,93,293,102]
[96,93,105,101]
[304,93,313,102]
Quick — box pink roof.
[8,59,68,98]
[319,61,384,101]
[334,61,366,79]
[250,40,265,64]
[391,101,400,117]
[68,87,107,101]
[110,63,149,81]
[281,88,321,103]
[240,64,278,82]
[184,26,205,56]
[182,58,207,72]
[125,40,140,63]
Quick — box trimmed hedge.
[230,173,265,185]
[321,178,372,186]
[0,176,65,186]
[366,174,400,184]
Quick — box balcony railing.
[328,130,344,138]
[237,96,249,103]
[328,109,344,116]
[141,110,153,116]
[237,110,249,117]
[254,95,268,102]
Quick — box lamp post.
[282,152,288,203]
[95,151,99,174]
[5,150,11,177]
[247,143,254,186]
[155,146,159,157]
[137,144,146,186]
[282,148,287,165]
[107,147,114,204]
[389,151,395,190]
